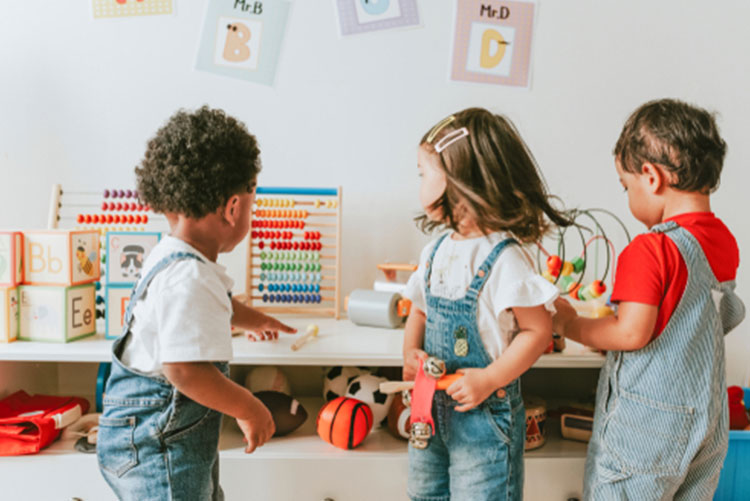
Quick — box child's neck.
[451,219,484,240]
[660,190,712,222]
[168,214,223,262]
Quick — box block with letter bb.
[24,230,100,286]
[19,284,96,342]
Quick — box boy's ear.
[222,194,241,226]
[641,162,666,193]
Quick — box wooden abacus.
[47,184,167,232]
[242,187,342,319]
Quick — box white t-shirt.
[119,236,235,375]
[403,231,558,360]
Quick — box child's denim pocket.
[483,395,521,445]
[97,416,138,477]
[603,391,695,475]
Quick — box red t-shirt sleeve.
[610,234,667,306]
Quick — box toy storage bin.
[714,387,750,500]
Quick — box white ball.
[322,366,369,402]
[244,367,291,395]
[345,374,393,428]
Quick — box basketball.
[316,396,373,450]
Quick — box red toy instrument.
[0,390,89,456]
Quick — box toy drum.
[524,397,547,451]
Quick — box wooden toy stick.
[291,324,319,351]
[379,374,463,394]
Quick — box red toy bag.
[0,390,89,456]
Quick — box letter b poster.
[196,0,290,86]
[451,0,536,88]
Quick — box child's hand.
[403,348,428,381]
[246,315,297,342]
[552,297,577,337]
[236,397,276,453]
[446,368,498,412]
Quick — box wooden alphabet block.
[0,231,24,287]
[0,287,19,343]
[105,232,161,285]
[24,230,100,286]
[105,285,132,340]
[19,284,96,342]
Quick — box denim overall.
[585,222,746,500]
[97,252,230,501]
[408,235,526,501]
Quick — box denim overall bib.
[408,234,526,501]
[585,222,746,500]
[97,251,229,501]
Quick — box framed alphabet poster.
[451,0,536,87]
[335,0,420,36]
[92,0,174,19]
[196,0,291,86]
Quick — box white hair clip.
[433,127,469,153]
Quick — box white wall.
[1,1,748,384]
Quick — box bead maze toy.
[537,208,631,317]
[243,187,343,318]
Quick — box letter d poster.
[450,0,536,88]
[196,0,290,86]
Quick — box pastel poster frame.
[335,0,420,36]
[91,0,174,19]
[196,0,291,86]
[450,0,536,87]
[105,231,161,286]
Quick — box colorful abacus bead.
[577,280,607,301]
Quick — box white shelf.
[0,317,605,368]
[26,398,587,462]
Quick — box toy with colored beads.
[243,187,342,318]
[47,184,168,331]
[537,208,630,308]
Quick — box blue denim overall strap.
[409,234,526,501]
[585,221,744,501]
[98,251,228,501]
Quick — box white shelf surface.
[22,398,587,462]
[0,316,604,368]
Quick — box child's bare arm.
[403,307,428,381]
[162,361,274,452]
[554,298,657,351]
[447,304,552,412]
[231,298,297,340]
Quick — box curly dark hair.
[416,108,571,243]
[136,106,261,218]
[614,98,726,194]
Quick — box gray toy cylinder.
[347,289,403,328]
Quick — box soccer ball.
[323,366,370,402]
[345,374,393,427]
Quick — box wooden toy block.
[105,232,161,286]
[24,230,100,286]
[105,285,132,340]
[0,231,24,287]
[0,287,19,343]
[19,284,96,342]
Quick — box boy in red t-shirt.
[554,99,745,500]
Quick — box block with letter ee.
[19,284,96,342]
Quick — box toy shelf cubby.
[0,315,602,500]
